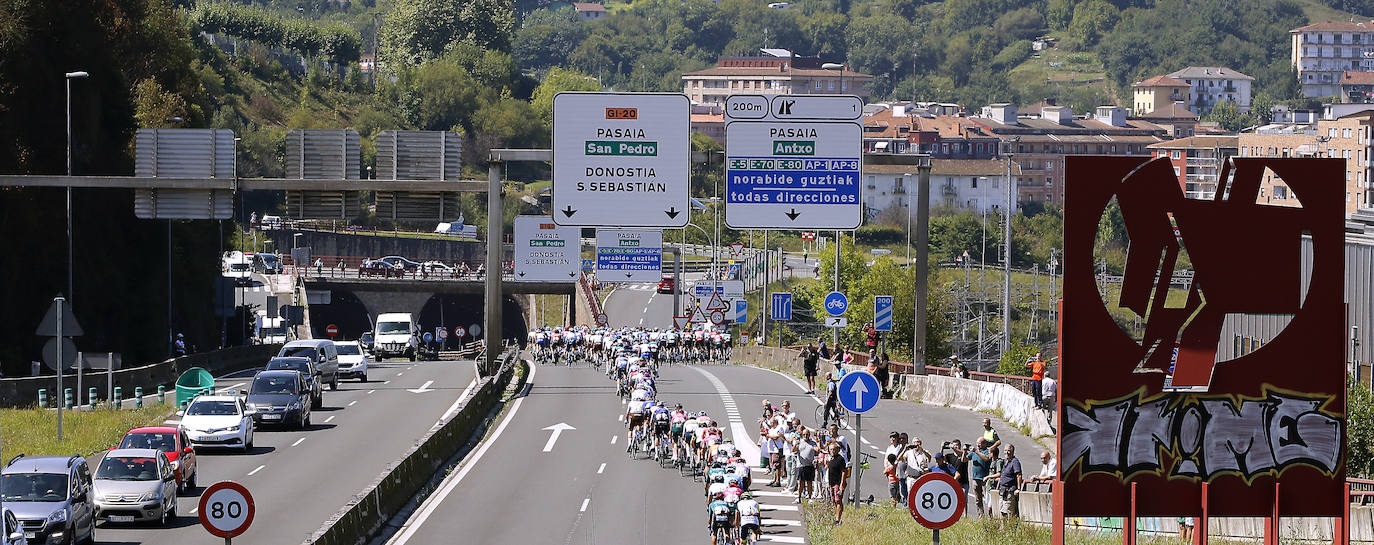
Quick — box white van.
[373,313,419,361]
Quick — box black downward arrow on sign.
[665,207,680,219]
[562,205,577,218]
[785,208,801,220]
[517,271,526,277]
[568,271,577,278]
[624,273,633,278]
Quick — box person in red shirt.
[1026,352,1048,409]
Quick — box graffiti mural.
[1058,156,1346,518]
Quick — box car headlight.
[170,459,180,469]
[288,401,301,410]
[46,509,68,524]
[139,491,157,502]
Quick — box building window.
[971,178,978,189]
[1344,128,1352,138]
[1171,150,1181,160]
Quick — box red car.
[115,426,199,492]
[657,276,675,294]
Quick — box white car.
[335,341,369,382]
[179,395,255,452]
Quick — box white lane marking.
[292,437,306,447]
[190,507,198,514]
[579,498,590,512]
[384,381,392,385]
[760,504,799,512]
[748,490,794,497]
[247,465,265,476]
[224,382,246,392]
[368,389,376,394]
[611,435,618,444]
[760,536,805,543]
[349,400,358,406]
[325,415,335,423]
[617,414,623,422]
[387,365,538,545]
[398,372,405,376]
[689,367,761,466]
[597,463,606,474]
[763,520,802,527]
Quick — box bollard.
[38,388,48,408]
[157,385,165,404]
[88,387,97,409]
[113,387,122,409]
[64,388,74,409]
[135,387,143,408]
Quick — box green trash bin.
[175,367,215,408]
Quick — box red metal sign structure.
[1056,157,1347,541]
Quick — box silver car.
[91,449,177,526]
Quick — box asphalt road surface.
[89,357,479,545]
[385,285,1047,545]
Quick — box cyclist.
[737,492,762,544]
[707,491,737,545]
[670,404,689,461]
[651,401,672,456]
[626,388,651,452]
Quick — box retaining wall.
[0,344,282,408]
[303,352,517,545]
[1012,491,1373,542]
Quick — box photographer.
[900,437,933,494]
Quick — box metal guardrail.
[282,255,513,282]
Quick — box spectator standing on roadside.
[970,438,994,516]
[902,437,932,494]
[1030,451,1057,483]
[875,352,891,397]
[951,355,970,379]
[950,440,971,499]
[817,337,831,360]
[794,429,818,504]
[895,433,911,503]
[1026,352,1049,409]
[884,453,901,506]
[863,322,879,352]
[982,418,1002,459]
[800,344,820,394]
[997,445,1023,520]
[827,443,848,524]
[1041,375,1058,410]
[822,372,842,427]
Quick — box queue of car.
[0,337,383,544]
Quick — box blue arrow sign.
[422,332,434,343]
[735,299,748,324]
[771,292,792,320]
[824,291,848,316]
[837,370,881,414]
[874,295,893,332]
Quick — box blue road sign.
[874,295,894,332]
[824,291,848,316]
[735,300,748,324]
[771,292,793,321]
[581,259,595,272]
[837,370,881,414]
[422,332,434,343]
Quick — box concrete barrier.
[1008,491,1374,542]
[0,344,282,408]
[303,351,518,545]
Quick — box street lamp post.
[821,63,845,94]
[64,71,88,310]
[1002,138,1018,355]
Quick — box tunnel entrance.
[308,290,373,341]
[416,294,528,350]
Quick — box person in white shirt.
[778,400,797,423]
[902,437,933,493]
[1031,451,1057,483]
[737,492,762,542]
[1041,377,1057,408]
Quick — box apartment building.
[860,160,1020,218]
[971,104,1167,206]
[1290,21,1374,98]
[1132,75,1191,117]
[1166,66,1254,114]
[861,105,1000,157]
[680,50,872,107]
[1234,112,1372,214]
[1147,135,1238,199]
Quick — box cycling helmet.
[743,492,753,499]
[675,403,683,409]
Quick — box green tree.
[1066,0,1118,50]
[405,59,484,132]
[531,68,602,124]
[1047,0,1076,31]
[997,341,1040,377]
[380,0,516,67]
[1202,99,1253,131]
[1350,380,1374,478]
[993,8,1044,42]
[132,78,189,128]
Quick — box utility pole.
[913,161,932,367]
[833,228,841,345]
[1002,142,1015,355]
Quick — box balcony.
[941,184,958,196]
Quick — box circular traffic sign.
[423,332,434,343]
[709,310,726,326]
[836,370,880,414]
[469,323,482,337]
[325,324,339,338]
[199,481,255,538]
[454,326,467,338]
[908,472,965,530]
[823,291,848,316]
[437,327,449,340]
[596,313,609,326]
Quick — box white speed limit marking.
[908,472,965,530]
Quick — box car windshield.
[119,433,177,452]
[95,457,158,481]
[186,400,239,416]
[377,322,410,335]
[260,255,278,264]
[266,359,309,374]
[229,263,249,271]
[1,473,68,502]
[260,326,287,336]
[251,375,298,395]
[279,347,318,359]
[336,344,361,355]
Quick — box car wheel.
[304,411,312,428]
[330,376,338,391]
[166,496,176,523]
[80,523,95,545]
[187,469,197,490]
[312,393,322,410]
[245,430,254,451]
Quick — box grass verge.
[801,500,1242,545]
[2,404,176,458]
